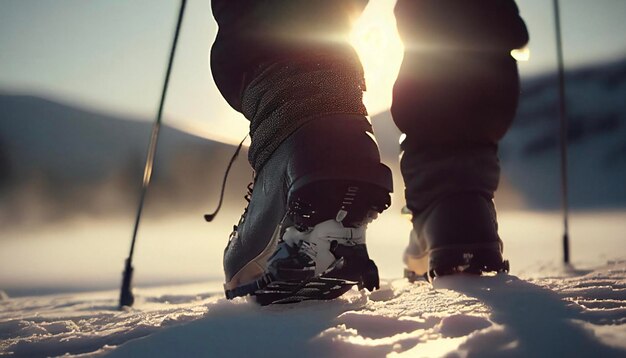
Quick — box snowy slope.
[2,262,625,358]
[0,94,253,225]
[500,58,626,209]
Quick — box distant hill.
[0,94,253,226]
[500,58,626,209]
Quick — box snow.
[1,262,625,357]
[1,208,625,357]
[3,210,625,297]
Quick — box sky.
[1,0,626,144]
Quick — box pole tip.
[563,233,570,264]
[119,259,135,308]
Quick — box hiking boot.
[403,192,509,282]
[223,114,392,305]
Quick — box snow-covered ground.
[1,211,625,357]
[1,262,625,357]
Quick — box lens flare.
[350,1,404,116]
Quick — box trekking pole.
[552,0,570,264]
[119,0,187,308]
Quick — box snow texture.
[1,262,625,357]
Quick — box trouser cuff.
[401,144,500,217]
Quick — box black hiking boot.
[223,114,392,305]
[403,192,509,283]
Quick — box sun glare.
[349,0,531,116]
[350,0,404,116]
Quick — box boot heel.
[288,178,391,228]
[428,243,509,280]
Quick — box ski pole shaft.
[553,0,570,264]
[119,0,187,308]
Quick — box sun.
[350,0,404,116]
[349,2,529,117]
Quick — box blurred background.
[1,0,625,297]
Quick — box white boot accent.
[282,220,367,276]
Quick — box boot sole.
[254,256,379,306]
[404,242,509,283]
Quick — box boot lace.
[228,182,254,241]
[204,135,248,223]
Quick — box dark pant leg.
[211,1,370,171]
[392,0,529,215]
